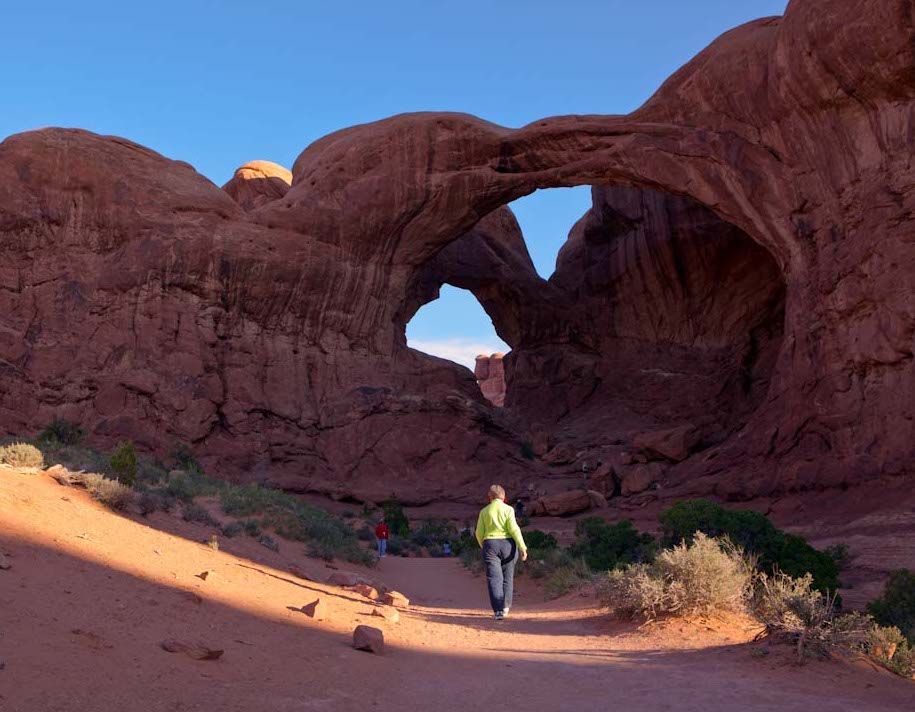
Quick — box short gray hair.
[488,484,506,500]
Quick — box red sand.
[1,467,913,711]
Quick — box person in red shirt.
[374,519,390,558]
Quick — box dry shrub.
[78,472,135,511]
[0,442,44,468]
[601,532,752,620]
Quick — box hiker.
[442,541,452,557]
[514,498,526,519]
[374,518,390,558]
[475,484,527,620]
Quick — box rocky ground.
[2,466,913,712]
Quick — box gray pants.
[482,538,518,613]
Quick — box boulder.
[327,571,370,588]
[352,625,385,654]
[530,490,592,517]
[380,591,410,607]
[619,463,665,496]
[632,425,700,462]
[347,583,379,601]
[586,490,608,509]
[371,606,400,623]
[542,443,577,466]
[0,553,11,570]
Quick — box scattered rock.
[372,606,400,623]
[632,424,699,462]
[619,463,665,496]
[529,490,592,517]
[0,553,10,570]
[300,599,326,620]
[327,571,369,588]
[159,639,224,661]
[196,570,215,581]
[347,583,379,601]
[380,591,410,607]
[586,490,608,509]
[542,443,578,466]
[352,625,384,654]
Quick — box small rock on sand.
[301,599,326,620]
[347,583,379,600]
[371,606,400,623]
[0,553,11,570]
[160,639,224,661]
[380,591,409,607]
[353,625,384,654]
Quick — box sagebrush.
[601,532,753,620]
[0,442,44,468]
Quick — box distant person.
[442,541,452,557]
[475,484,527,620]
[514,498,526,519]
[374,519,390,558]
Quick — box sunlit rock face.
[0,0,913,503]
[223,160,292,211]
[474,354,506,407]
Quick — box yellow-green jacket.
[475,499,527,552]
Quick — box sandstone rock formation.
[222,160,292,211]
[0,0,912,504]
[474,353,505,406]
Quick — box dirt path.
[1,469,913,712]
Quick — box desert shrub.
[136,489,173,516]
[258,534,279,552]
[601,533,753,620]
[165,470,222,502]
[410,519,457,548]
[452,529,477,556]
[171,442,203,474]
[867,569,915,644]
[109,441,138,486]
[182,502,219,527]
[544,558,593,599]
[524,529,559,551]
[137,459,168,485]
[242,519,262,537]
[37,418,84,446]
[220,483,288,516]
[0,442,44,468]
[659,499,840,594]
[572,518,657,572]
[520,440,535,460]
[221,520,244,538]
[79,472,135,511]
[459,543,484,574]
[380,497,410,537]
[752,570,855,658]
[356,525,375,542]
[868,631,914,678]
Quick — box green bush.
[602,533,753,620]
[79,472,134,511]
[37,418,84,446]
[242,519,262,537]
[110,441,138,486]
[867,569,915,644]
[524,529,559,551]
[0,442,44,468]
[410,519,457,548]
[165,470,222,502]
[381,497,410,537]
[571,517,657,572]
[659,499,840,594]
[136,489,173,516]
[171,442,203,474]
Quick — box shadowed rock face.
[0,0,913,503]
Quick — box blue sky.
[1,0,787,368]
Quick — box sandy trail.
[1,469,912,712]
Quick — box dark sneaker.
[494,611,504,621]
